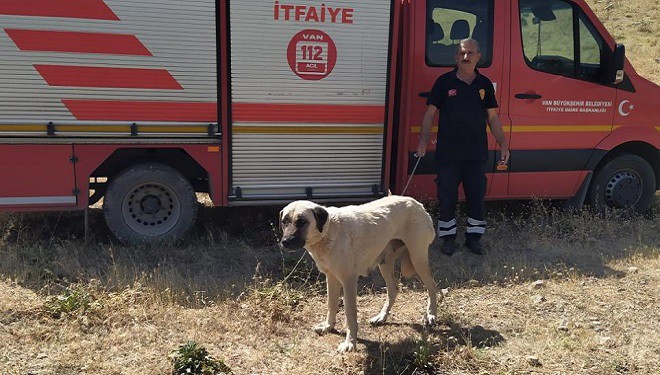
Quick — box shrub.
[44,287,91,318]
[170,341,232,375]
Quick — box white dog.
[279,195,438,352]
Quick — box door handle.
[515,93,542,99]
[419,91,430,98]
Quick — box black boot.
[440,236,457,256]
[465,238,485,255]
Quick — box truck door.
[507,0,617,198]
[0,145,77,209]
[227,1,393,202]
[400,0,509,200]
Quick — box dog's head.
[279,200,329,251]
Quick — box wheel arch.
[587,141,658,189]
[88,147,209,205]
[585,143,657,213]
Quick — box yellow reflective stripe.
[510,125,614,132]
[0,125,44,131]
[233,126,383,134]
[411,126,438,133]
[140,126,208,133]
[0,125,210,133]
[57,125,131,132]
[411,125,617,133]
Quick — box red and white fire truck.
[0,0,658,243]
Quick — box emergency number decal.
[275,2,354,81]
[286,29,336,80]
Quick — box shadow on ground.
[0,199,658,298]
[423,199,659,288]
[357,320,505,374]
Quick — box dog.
[279,195,438,352]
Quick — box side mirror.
[531,6,556,21]
[606,43,625,85]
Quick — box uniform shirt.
[427,68,498,161]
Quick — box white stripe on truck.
[0,196,76,205]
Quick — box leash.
[401,154,422,196]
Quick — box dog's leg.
[408,245,439,326]
[369,251,399,325]
[314,273,340,335]
[420,268,438,326]
[337,276,358,352]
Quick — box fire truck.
[1,0,658,243]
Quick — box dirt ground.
[1,199,658,374]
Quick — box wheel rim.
[121,182,181,237]
[604,170,643,208]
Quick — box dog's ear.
[279,209,284,231]
[311,206,328,233]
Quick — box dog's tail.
[400,249,416,278]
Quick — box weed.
[609,359,638,374]
[170,341,232,375]
[638,21,652,33]
[252,278,307,309]
[412,331,434,371]
[44,286,92,318]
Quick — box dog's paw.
[424,313,437,327]
[313,322,336,335]
[369,313,388,326]
[337,340,357,353]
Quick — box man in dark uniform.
[416,38,509,256]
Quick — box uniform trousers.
[435,160,487,242]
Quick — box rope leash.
[401,154,422,196]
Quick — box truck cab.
[397,0,659,214]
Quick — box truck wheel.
[103,163,197,244]
[587,154,656,214]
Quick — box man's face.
[455,42,481,71]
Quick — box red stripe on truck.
[0,0,119,20]
[35,65,182,90]
[63,100,218,122]
[5,30,151,56]
[232,103,385,124]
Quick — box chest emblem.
[448,89,457,97]
[479,89,485,100]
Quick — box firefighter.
[416,38,510,256]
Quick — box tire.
[587,154,656,214]
[103,163,197,244]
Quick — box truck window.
[577,12,604,80]
[426,0,493,67]
[520,0,604,81]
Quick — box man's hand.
[486,108,509,165]
[416,139,428,157]
[500,146,510,164]
[418,105,438,158]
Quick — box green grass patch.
[170,341,232,375]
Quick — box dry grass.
[1,198,658,374]
[1,1,659,374]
